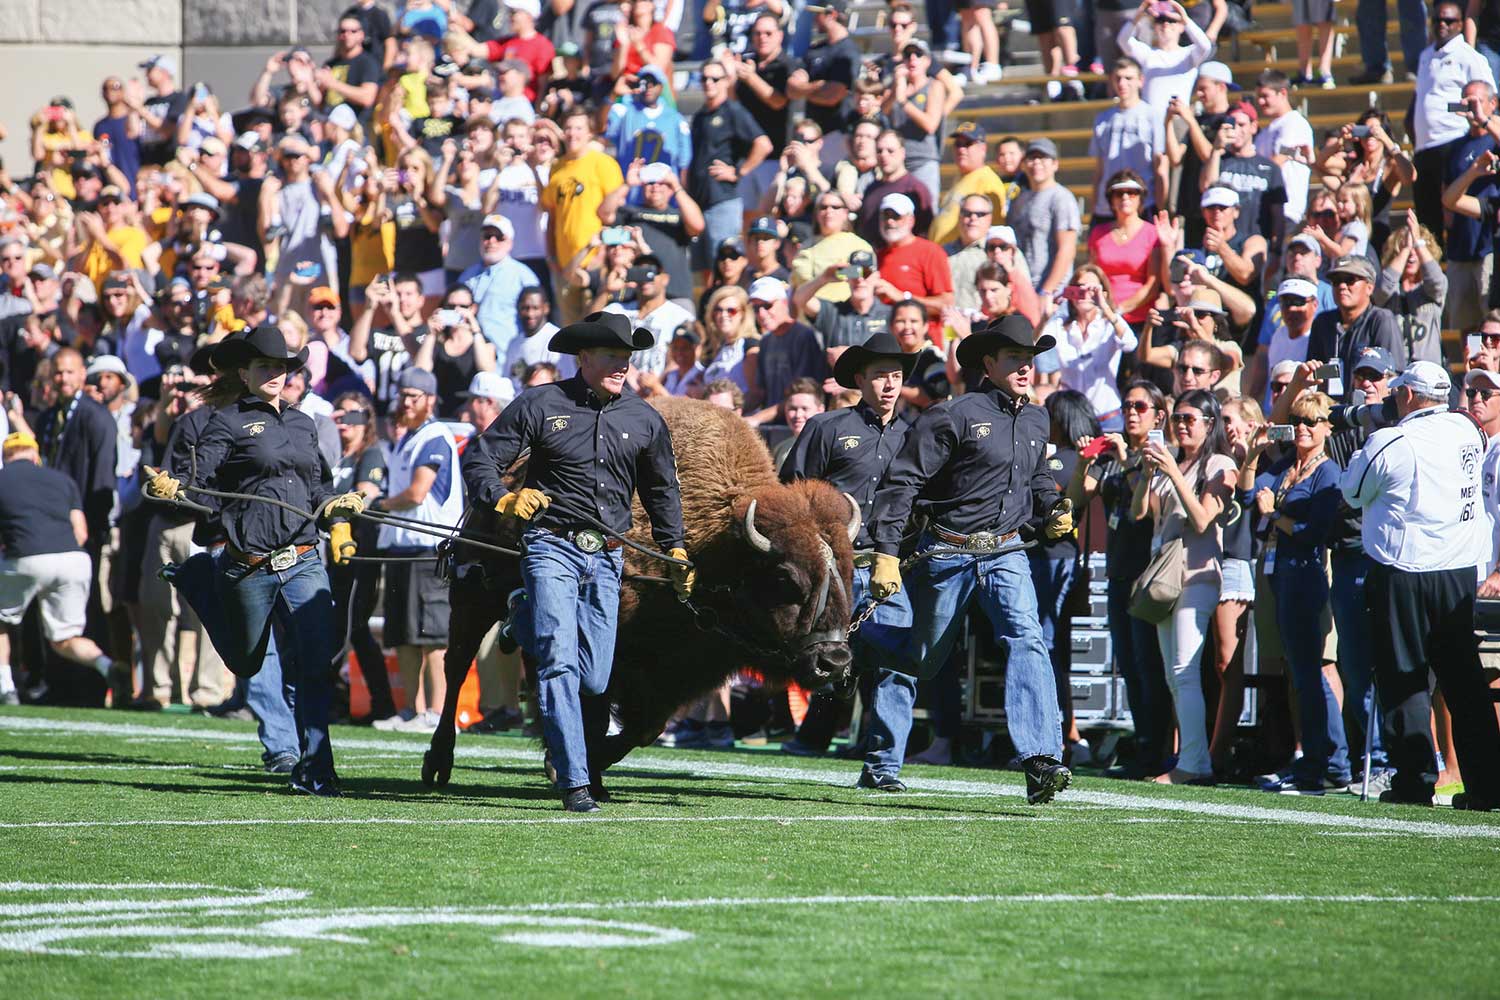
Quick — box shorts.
[957,0,999,10]
[1218,557,1255,604]
[0,551,91,641]
[1291,0,1334,24]
[382,553,451,647]
[1024,0,1075,33]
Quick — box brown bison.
[422,396,861,788]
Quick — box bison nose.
[817,642,852,672]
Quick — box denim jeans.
[214,547,337,784]
[851,564,917,778]
[698,197,745,271]
[1029,551,1076,729]
[1273,558,1351,784]
[1329,550,1387,773]
[1480,44,1500,95]
[174,550,298,761]
[1107,575,1172,773]
[1355,0,1428,73]
[902,533,1062,760]
[515,529,623,790]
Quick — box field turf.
[2,707,1498,998]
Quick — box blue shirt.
[1262,457,1342,565]
[1446,131,1499,262]
[462,256,541,357]
[605,98,692,202]
[92,114,143,193]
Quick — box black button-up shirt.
[781,402,907,550]
[162,404,216,537]
[1306,303,1406,403]
[464,374,685,550]
[188,396,334,555]
[38,392,117,539]
[870,383,1059,556]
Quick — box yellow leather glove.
[329,521,356,564]
[143,467,183,502]
[668,547,695,599]
[325,491,366,519]
[1044,498,1075,540]
[871,553,903,600]
[495,488,551,520]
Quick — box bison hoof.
[421,749,451,788]
[543,747,558,785]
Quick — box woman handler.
[144,325,366,797]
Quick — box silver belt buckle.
[268,545,299,572]
[573,529,606,554]
[852,553,874,569]
[968,531,998,552]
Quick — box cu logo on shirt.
[549,415,571,432]
[973,423,991,439]
[244,422,266,436]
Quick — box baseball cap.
[481,214,515,239]
[1276,277,1318,300]
[558,41,582,59]
[1389,360,1451,396]
[1024,137,1059,159]
[638,162,674,185]
[747,276,788,304]
[749,215,781,238]
[3,432,38,452]
[97,185,125,203]
[984,225,1016,247]
[327,104,358,132]
[466,370,515,405]
[1198,61,1233,85]
[309,286,340,307]
[1327,254,1377,282]
[85,355,130,380]
[101,273,132,292]
[637,64,668,86]
[670,323,701,345]
[1200,186,1240,209]
[1465,368,1500,391]
[1287,233,1322,255]
[901,39,932,58]
[199,137,227,157]
[951,121,987,145]
[139,53,177,77]
[27,263,57,282]
[504,0,542,16]
[181,192,221,216]
[1354,347,1397,376]
[1107,176,1146,194]
[717,237,745,259]
[396,368,439,396]
[880,192,915,216]
[1269,359,1301,382]
[234,131,268,153]
[277,134,312,157]
[806,0,850,12]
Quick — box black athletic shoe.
[563,787,600,813]
[467,707,523,735]
[856,769,907,792]
[288,775,343,798]
[264,752,299,775]
[1023,755,1072,805]
[1453,792,1496,812]
[1378,788,1434,807]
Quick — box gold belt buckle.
[573,529,606,554]
[268,545,299,572]
[968,531,998,552]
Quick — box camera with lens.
[1328,392,1399,433]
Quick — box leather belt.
[227,542,317,571]
[931,525,1019,550]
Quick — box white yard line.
[0,814,1050,830]
[3,713,1499,840]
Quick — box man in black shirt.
[341,0,395,66]
[135,54,190,166]
[869,315,1076,804]
[465,311,691,812]
[791,0,860,171]
[1202,104,1287,248]
[794,249,892,348]
[1306,255,1407,401]
[317,15,383,117]
[782,332,916,789]
[38,348,117,546]
[689,60,773,274]
[0,432,123,705]
[599,161,705,303]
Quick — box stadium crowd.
[1,0,1499,808]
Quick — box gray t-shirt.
[1087,101,1157,216]
[812,298,892,349]
[1009,183,1081,292]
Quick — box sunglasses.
[1466,386,1500,400]
[1279,295,1312,306]
[712,306,742,316]
[1479,332,1500,345]
[310,302,338,311]
[959,208,992,218]
[1312,209,1338,219]
[1123,400,1154,413]
[190,263,218,271]
[702,73,727,83]
[1435,14,1463,24]
[1175,363,1210,377]
[750,301,776,311]
[1329,274,1365,286]
[1154,14,1182,22]
[1169,412,1203,425]
[880,210,906,219]
[1288,415,1328,427]
[890,19,914,29]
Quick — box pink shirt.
[1088,221,1159,325]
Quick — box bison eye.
[765,568,805,604]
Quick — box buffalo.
[422,396,862,790]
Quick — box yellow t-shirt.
[541,149,625,269]
[928,165,1010,246]
[351,217,397,286]
[790,232,875,303]
[81,224,149,293]
[40,127,94,200]
[399,71,431,120]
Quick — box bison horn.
[744,499,774,554]
[841,493,861,543]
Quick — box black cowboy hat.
[955,313,1056,369]
[210,324,310,372]
[548,310,654,356]
[833,331,920,389]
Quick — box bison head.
[726,480,861,688]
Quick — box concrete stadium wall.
[0,1,353,172]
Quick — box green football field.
[2,707,1499,999]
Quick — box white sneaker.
[372,710,414,731]
[392,710,440,734]
[978,62,1003,84]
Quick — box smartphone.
[433,308,462,329]
[624,265,656,284]
[194,82,209,101]
[1158,308,1181,329]
[396,169,410,186]
[1449,101,1473,113]
[1147,429,1165,447]
[1266,425,1295,443]
[1470,333,1486,356]
[1062,285,1089,302]
[1080,435,1112,459]
[1314,361,1341,380]
[1350,124,1371,139]
[837,265,869,281]
[601,226,631,246]
[1169,257,1189,283]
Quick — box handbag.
[1128,536,1186,624]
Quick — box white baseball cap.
[984,225,1016,247]
[1390,360,1452,396]
[1200,186,1240,209]
[466,370,515,405]
[327,104,358,132]
[1198,61,1233,85]
[481,214,515,239]
[505,0,542,17]
[85,355,130,379]
[1269,359,1301,382]
[1277,277,1318,300]
[747,276,789,304]
[1465,368,1500,391]
[879,192,915,216]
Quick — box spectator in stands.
[1140,290,1243,392]
[1167,63,1233,246]
[794,250,892,349]
[415,290,498,417]
[1253,71,1314,229]
[1374,211,1448,365]
[730,14,800,208]
[1089,172,1160,328]
[462,214,542,357]
[1307,255,1407,398]
[993,135,1029,207]
[1440,81,1499,333]
[347,273,429,406]
[945,197,999,311]
[1290,0,1339,88]
[1133,388,1237,784]
[542,108,625,323]
[73,186,149,296]
[746,216,792,285]
[657,324,706,397]
[1090,58,1157,219]
[788,0,860,170]
[263,134,347,316]
[884,40,958,204]
[318,14,383,115]
[688,59,773,274]
[1248,275,1320,406]
[1041,265,1137,431]
[623,257,696,382]
[605,65,691,182]
[1193,186,1269,303]
[1352,0,1429,83]
[503,286,569,388]
[930,123,1008,248]
[699,238,749,317]
[612,0,677,95]
[1117,0,1214,148]
[1009,138,1081,299]
[1467,367,1500,597]
[599,162,705,304]
[746,276,829,423]
[857,130,934,244]
[873,193,955,322]
[792,194,874,301]
[1413,2,1497,239]
[703,377,746,411]
[701,285,759,393]
[1031,0,1084,90]
[1200,101,1287,249]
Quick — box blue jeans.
[1480,44,1500,95]
[1029,551,1075,729]
[851,564,917,778]
[1356,0,1428,73]
[1273,557,1351,784]
[515,529,623,790]
[901,534,1062,760]
[1330,551,1388,773]
[1107,575,1172,773]
[174,550,298,761]
[215,547,337,784]
[927,0,959,52]
[697,197,744,270]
